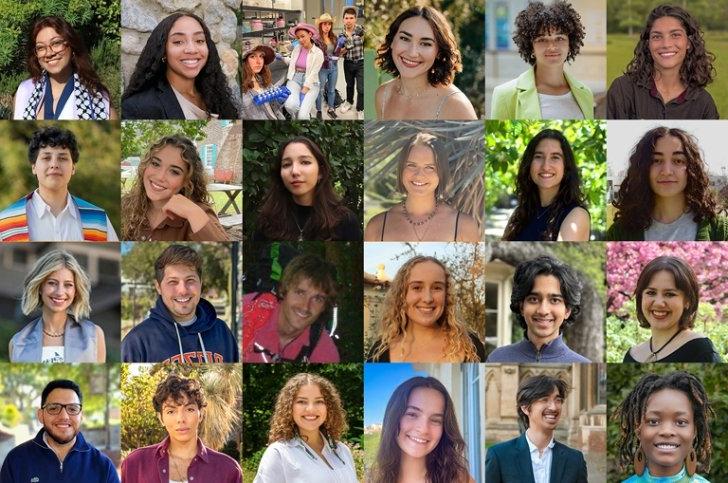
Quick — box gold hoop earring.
[685,448,697,476]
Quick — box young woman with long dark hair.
[242,44,285,120]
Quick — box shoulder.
[488,436,520,455]
[204,445,243,470]
[375,79,395,97]
[123,443,158,464]
[364,210,388,241]
[454,210,480,242]
[608,74,636,92]
[558,206,590,241]
[555,440,585,460]
[439,86,477,120]
[485,344,515,362]
[122,87,163,118]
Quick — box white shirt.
[253,436,358,483]
[644,210,698,241]
[525,432,555,483]
[41,345,64,363]
[27,191,118,241]
[538,92,584,119]
[13,78,111,120]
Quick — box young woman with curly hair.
[502,129,590,241]
[608,127,727,240]
[374,6,477,120]
[607,5,718,119]
[121,135,230,241]
[490,1,592,120]
[252,137,360,241]
[622,256,721,363]
[367,256,485,362]
[14,16,116,120]
[369,376,475,483]
[612,371,714,481]
[122,11,239,119]
[253,373,357,483]
[364,131,480,242]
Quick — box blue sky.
[363,242,466,280]
[364,363,429,426]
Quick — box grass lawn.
[607,33,728,117]
[363,431,380,470]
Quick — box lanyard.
[44,76,74,119]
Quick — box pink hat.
[288,22,319,40]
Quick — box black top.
[367,332,486,362]
[514,203,579,241]
[623,337,722,363]
[122,79,185,120]
[252,203,362,241]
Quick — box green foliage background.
[607,363,728,482]
[485,120,607,239]
[242,121,364,240]
[242,363,364,482]
[0,120,121,233]
[0,0,120,119]
[121,121,208,159]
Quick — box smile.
[658,52,677,58]
[180,59,202,67]
[149,181,167,191]
[406,434,429,444]
[174,297,192,303]
[294,309,311,318]
[537,172,556,178]
[301,415,319,421]
[399,56,422,68]
[50,297,68,304]
[655,442,680,450]
[650,310,669,319]
[543,412,559,422]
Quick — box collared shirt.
[342,25,364,61]
[28,190,118,241]
[525,432,555,483]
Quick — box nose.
[422,289,434,302]
[536,299,550,313]
[184,40,198,53]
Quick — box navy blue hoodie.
[121,296,239,362]
[0,429,118,483]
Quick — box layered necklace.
[402,200,438,241]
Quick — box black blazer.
[121,79,185,119]
[485,434,588,483]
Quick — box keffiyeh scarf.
[22,71,109,120]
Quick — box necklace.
[169,453,193,483]
[402,200,438,241]
[395,78,425,100]
[43,325,65,338]
[292,212,305,241]
[648,329,683,362]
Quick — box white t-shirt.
[41,346,65,363]
[253,437,357,483]
[27,190,118,241]
[645,211,698,241]
[539,92,584,119]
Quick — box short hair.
[278,253,337,306]
[634,256,700,330]
[376,6,462,86]
[512,0,585,66]
[154,245,203,284]
[22,250,91,320]
[510,256,582,336]
[342,7,356,17]
[28,127,79,164]
[41,379,83,406]
[396,132,450,199]
[268,373,347,443]
[517,375,569,431]
[152,374,206,413]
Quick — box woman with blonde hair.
[121,134,230,241]
[9,250,105,362]
[367,256,485,362]
[254,373,357,483]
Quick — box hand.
[162,194,209,233]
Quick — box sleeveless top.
[514,203,579,241]
[379,81,459,120]
[9,316,99,362]
[380,210,461,241]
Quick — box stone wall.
[121,0,241,90]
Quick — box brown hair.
[278,253,337,307]
[396,132,450,199]
[634,255,699,330]
[242,55,272,92]
[153,374,206,413]
[154,244,203,284]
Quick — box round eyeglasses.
[42,403,82,416]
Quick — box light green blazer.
[490,67,594,119]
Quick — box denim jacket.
[9,315,99,362]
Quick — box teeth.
[400,56,421,68]
[150,181,166,191]
[412,181,427,186]
[174,297,191,303]
[407,435,428,444]
[181,59,200,65]
[651,310,668,318]
[657,443,678,448]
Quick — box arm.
[304,48,324,90]
[162,196,230,241]
[96,325,106,363]
[253,445,284,483]
[456,213,481,242]
[440,91,478,120]
[485,448,502,483]
[557,206,590,241]
[364,212,385,241]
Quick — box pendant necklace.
[648,329,683,362]
[402,200,438,241]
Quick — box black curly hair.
[122,10,238,118]
[625,4,715,88]
[512,0,585,66]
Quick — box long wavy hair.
[122,10,239,118]
[242,55,272,92]
[624,5,715,88]
[376,6,462,86]
[503,129,586,240]
[256,137,353,240]
[369,377,470,483]
[611,127,718,234]
[121,135,212,240]
[27,16,109,97]
[267,373,348,443]
[371,256,479,362]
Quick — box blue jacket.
[121,296,239,363]
[486,334,591,363]
[9,315,99,362]
[486,433,587,483]
[0,429,118,483]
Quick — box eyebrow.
[652,150,686,156]
[650,28,686,34]
[528,291,563,297]
[398,30,435,43]
[152,155,186,171]
[36,37,65,45]
[408,280,446,285]
[406,405,444,417]
[533,150,563,156]
[645,409,690,416]
[169,31,205,37]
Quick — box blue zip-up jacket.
[486,334,591,363]
[121,296,239,363]
[0,429,118,483]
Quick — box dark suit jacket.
[121,79,185,119]
[485,434,588,483]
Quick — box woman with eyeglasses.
[253,373,357,483]
[9,250,106,363]
[13,16,117,120]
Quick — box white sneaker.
[356,110,364,120]
[339,101,352,113]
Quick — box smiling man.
[0,126,117,242]
[486,256,590,363]
[486,375,587,483]
[121,244,238,362]
[0,379,119,483]
[243,253,340,363]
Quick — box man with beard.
[486,375,587,483]
[0,379,118,482]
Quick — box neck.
[651,326,683,350]
[167,70,197,96]
[404,196,437,216]
[654,67,683,87]
[42,310,68,331]
[44,431,76,461]
[526,427,554,453]
[293,193,314,206]
[300,428,323,449]
[647,462,685,478]
[168,436,198,459]
[538,186,559,207]
[534,64,567,88]
[398,76,431,96]
[345,24,355,34]
[652,195,687,223]
[408,320,441,340]
[48,68,72,87]
[277,314,305,346]
[527,331,558,350]
[37,187,69,216]
[399,451,428,482]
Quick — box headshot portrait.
[243,241,362,363]
[365,363,484,482]
[363,122,483,242]
[367,2,481,120]
[606,241,728,363]
[121,5,240,119]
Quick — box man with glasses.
[0,379,119,482]
[243,253,340,362]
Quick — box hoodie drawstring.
[198,333,210,363]
[174,322,210,363]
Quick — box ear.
[37,408,44,425]
[564,307,572,320]
[157,413,164,425]
[154,280,162,295]
[520,404,531,418]
[31,163,37,175]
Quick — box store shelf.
[242,26,289,37]
[241,5,300,13]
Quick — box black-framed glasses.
[35,39,68,57]
[42,403,82,416]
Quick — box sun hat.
[288,22,319,40]
[316,13,334,27]
[242,44,275,65]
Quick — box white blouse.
[253,437,357,483]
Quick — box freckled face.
[390,17,439,80]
